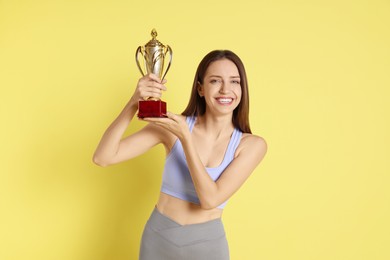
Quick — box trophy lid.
[145,29,165,48]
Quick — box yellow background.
[1,0,389,259]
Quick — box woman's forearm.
[180,135,220,209]
[93,99,138,166]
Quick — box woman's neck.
[195,113,234,139]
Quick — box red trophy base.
[138,100,167,118]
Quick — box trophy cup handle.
[135,46,146,76]
[161,45,173,80]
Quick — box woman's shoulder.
[236,133,267,157]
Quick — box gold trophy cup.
[135,29,172,118]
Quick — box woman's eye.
[232,80,240,84]
[210,79,221,84]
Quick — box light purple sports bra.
[161,116,243,209]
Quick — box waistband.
[146,207,226,246]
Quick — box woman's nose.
[219,84,230,94]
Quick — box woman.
[93,50,267,260]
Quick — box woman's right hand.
[130,73,167,107]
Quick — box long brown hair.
[182,50,251,133]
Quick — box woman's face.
[198,59,242,116]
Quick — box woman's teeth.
[216,98,233,104]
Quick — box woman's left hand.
[142,112,190,141]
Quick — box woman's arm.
[144,113,267,209]
[182,132,267,209]
[92,74,167,167]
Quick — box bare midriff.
[156,192,223,225]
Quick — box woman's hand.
[129,73,167,108]
[142,112,190,142]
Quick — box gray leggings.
[139,207,230,260]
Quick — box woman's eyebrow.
[207,75,240,78]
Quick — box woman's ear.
[197,82,204,97]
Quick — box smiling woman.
[93,50,267,260]
[182,50,252,133]
[197,59,242,113]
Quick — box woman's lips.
[215,97,233,105]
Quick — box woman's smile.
[215,97,234,105]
